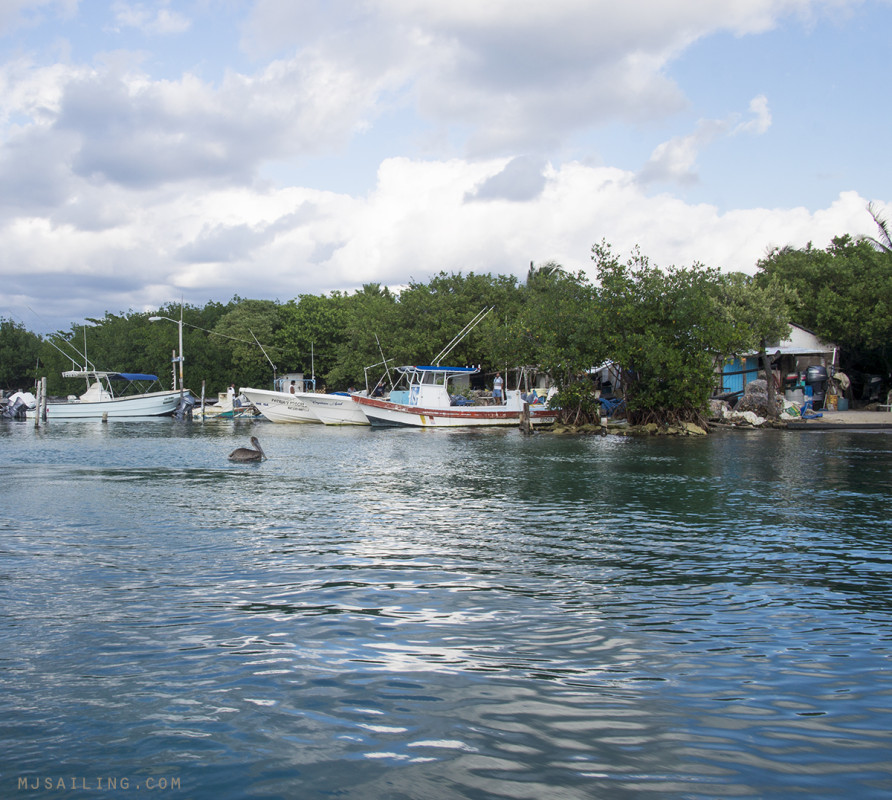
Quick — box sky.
[1,0,890,334]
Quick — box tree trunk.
[759,338,777,419]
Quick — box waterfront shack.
[719,324,838,400]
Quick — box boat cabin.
[76,381,112,402]
[401,365,477,409]
[274,373,312,393]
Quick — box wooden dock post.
[34,378,43,428]
[520,401,533,435]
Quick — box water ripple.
[1,422,891,797]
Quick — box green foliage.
[549,381,601,426]
[327,284,399,390]
[0,318,42,390]
[592,241,732,424]
[275,293,348,388]
[211,299,281,390]
[10,221,885,415]
[508,262,604,386]
[756,234,892,374]
[865,202,892,255]
[711,272,791,355]
[394,272,522,369]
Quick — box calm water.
[1,419,890,799]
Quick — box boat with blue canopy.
[31,369,189,418]
[353,365,557,428]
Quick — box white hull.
[353,395,557,428]
[30,390,183,419]
[194,404,258,420]
[302,393,369,425]
[239,387,320,423]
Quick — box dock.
[786,408,892,430]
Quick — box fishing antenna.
[433,306,493,366]
[375,333,394,388]
[45,332,97,371]
[250,329,277,383]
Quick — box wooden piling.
[34,378,43,428]
[520,401,533,435]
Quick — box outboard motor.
[11,397,29,419]
[1,391,36,420]
[805,366,828,409]
[174,393,196,421]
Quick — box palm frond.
[865,202,892,254]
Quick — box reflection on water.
[1,420,891,798]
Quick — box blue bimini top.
[111,373,159,382]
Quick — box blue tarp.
[599,396,626,416]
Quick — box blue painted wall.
[722,357,760,394]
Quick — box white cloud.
[0,56,80,128]
[0,0,77,36]
[638,95,773,186]
[637,121,728,186]
[238,0,849,156]
[109,2,191,36]
[0,47,401,201]
[0,0,887,334]
[734,94,772,136]
[0,155,880,332]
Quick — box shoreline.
[557,408,892,436]
[783,408,892,430]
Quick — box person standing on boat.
[493,372,504,404]
[228,383,242,409]
[289,380,296,394]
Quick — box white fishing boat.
[239,386,321,423]
[239,386,371,425]
[30,370,187,419]
[352,365,558,428]
[302,392,369,425]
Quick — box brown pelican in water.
[229,436,266,462]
